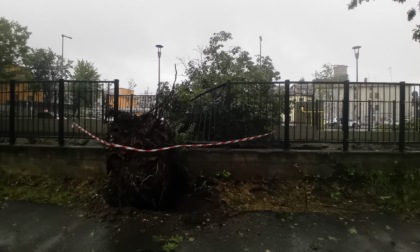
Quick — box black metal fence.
[190,80,420,152]
[0,79,156,145]
[2,79,420,151]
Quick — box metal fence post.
[399,81,406,152]
[311,95,315,128]
[9,80,16,145]
[284,80,290,151]
[315,99,319,130]
[105,93,109,122]
[392,100,397,132]
[368,100,372,131]
[58,79,65,146]
[53,91,57,118]
[226,80,232,139]
[114,79,119,121]
[415,98,419,131]
[130,93,133,116]
[342,80,349,152]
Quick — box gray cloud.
[2,0,419,93]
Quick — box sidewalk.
[0,200,419,252]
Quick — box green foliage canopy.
[24,48,73,81]
[71,59,101,110]
[23,48,73,103]
[160,31,283,140]
[182,31,280,94]
[73,59,100,81]
[0,17,31,81]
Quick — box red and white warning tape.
[71,122,273,153]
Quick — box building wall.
[0,83,44,104]
[350,83,413,124]
[312,82,414,125]
[333,65,348,81]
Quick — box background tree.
[0,17,31,81]
[348,0,420,42]
[25,48,73,81]
[24,48,73,108]
[313,63,335,82]
[73,59,100,81]
[312,63,348,100]
[71,59,101,117]
[312,64,349,124]
[127,78,137,90]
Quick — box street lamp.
[259,36,262,66]
[61,34,72,79]
[352,45,361,121]
[352,46,361,82]
[156,44,163,87]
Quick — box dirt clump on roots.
[103,108,189,210]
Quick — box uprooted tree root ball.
[104,108,190,210]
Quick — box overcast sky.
[2,0,420,93]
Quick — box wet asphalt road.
[0,201,419,252]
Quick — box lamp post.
[61,34,72,79]
[156,45,163,87]
[259,36,262,66]
[352,45,361,121]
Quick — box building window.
[375,104,380,111]
[375,93,379,99]
[299,97,304,102]
[369,93,373,99]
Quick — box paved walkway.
[0,201,419,251]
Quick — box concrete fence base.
[1,145,419,178]
[0,145,107,177]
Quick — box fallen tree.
[104,105,189,210]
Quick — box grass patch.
[1,165,419,220]
[0,170,105,208]
[365,168,420,216]
[328,164,420,218]
[153,234,184,252]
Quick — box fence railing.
[190,80,420,152]
[1,79,156,146]
[2,79,419,151]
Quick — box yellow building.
[107,88,138,112]
[0,82,44,105]
[290,83,321,126]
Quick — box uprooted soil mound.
[104,109,189,210]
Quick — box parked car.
[326,118,361,129]
[325,117,338,128]
[344,118,361,129]
[37,112,66,120]
[383,119,399,126]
